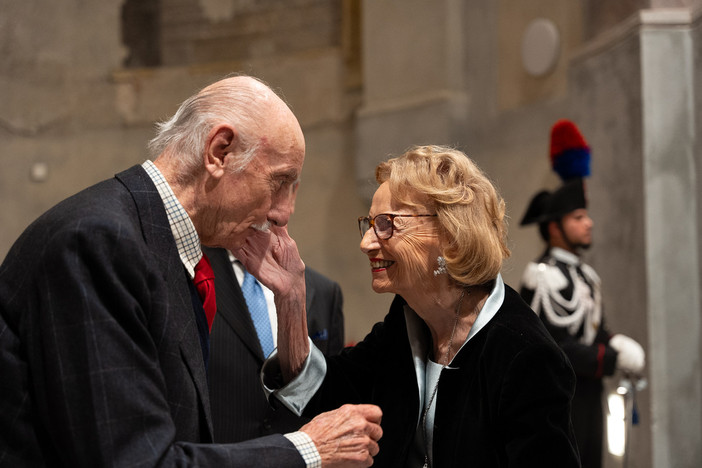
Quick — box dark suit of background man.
[0,75,382,467]
[204,246,345,442]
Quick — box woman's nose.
[360,227,380,253]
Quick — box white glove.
[610,334,645,374]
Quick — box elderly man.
[0,75,381,467]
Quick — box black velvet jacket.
[304,284,581,467]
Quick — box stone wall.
[160,0,341,66]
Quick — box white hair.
[148,76,276,178]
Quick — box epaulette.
[521,260,568,291]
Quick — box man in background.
[205,243,345,442]
[519,119,645,468]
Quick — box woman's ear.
[204,124,237,177]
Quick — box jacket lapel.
[204,247,265,360]
[115,165,214,438]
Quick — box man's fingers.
[368,439,380,458]
[337,404,382,437]
[232,238,265,273]
[367,421,383,445]
[354,404,383,425]
[345,404,383,443]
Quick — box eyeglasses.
[358,213,438,240]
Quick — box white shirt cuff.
[261,337,327,415]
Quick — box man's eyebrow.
[274,169,300,182]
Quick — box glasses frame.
[358,213,438,240]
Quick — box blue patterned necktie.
[241,270,275,357]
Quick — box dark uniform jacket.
[520,247,618,468]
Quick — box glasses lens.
[374,215,393,239]
[358,217,371,238]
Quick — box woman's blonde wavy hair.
[375,145,510,286]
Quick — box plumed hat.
[520,119,590,226]
[550,119,591,180]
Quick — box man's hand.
[234,225,309,381]
[301,404,383,468]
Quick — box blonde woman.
[252,145,580,467]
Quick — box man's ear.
[204,125,237,178]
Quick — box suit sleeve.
[16,218,304,467]
[548,319,617,379]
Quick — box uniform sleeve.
[539,313,617,379]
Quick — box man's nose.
[268,189,295,227]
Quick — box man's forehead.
[264,147,303,175]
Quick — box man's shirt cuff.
[284,431,321,468]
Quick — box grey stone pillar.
[572,8,702,468]
[640,9,701,468]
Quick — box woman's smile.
[369,257,395,272]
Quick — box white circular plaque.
[521,18,560,77]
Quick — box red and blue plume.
[549,119,591,181]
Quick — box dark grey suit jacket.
[204,246,344,443]
[0,165,304,467]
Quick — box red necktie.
[194,253,217,331]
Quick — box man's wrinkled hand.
[300,404,383,468]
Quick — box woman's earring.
[433,256,447,276]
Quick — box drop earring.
[433,256,447,276]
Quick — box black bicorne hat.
[519,179,586,225]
